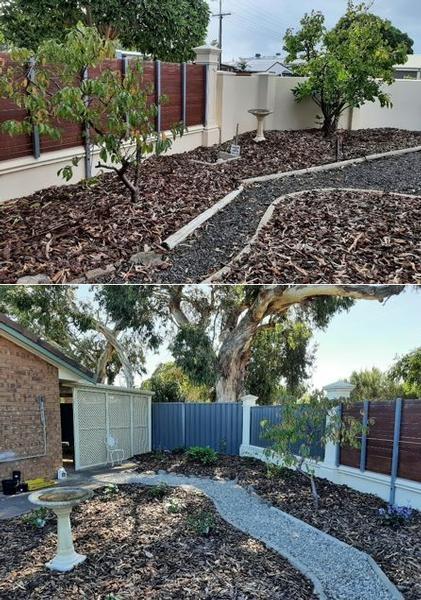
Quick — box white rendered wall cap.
[194,45,222,54]
[241,394,259,406]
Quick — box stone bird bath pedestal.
[248,108,273,142]
[29,487,93,572]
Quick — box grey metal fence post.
[181,62,187,126]
[389,398,403,505]
[28,58,41,159]
[155,60,162,135]
[82,67,92,179]
[335,403,343,467]
[359,400,369,472]
[181,402,186,448]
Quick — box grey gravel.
[154,150,421,282]
[96,470,402,600]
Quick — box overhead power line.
[211,0,231,68]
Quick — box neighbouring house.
[394,54,421,79]
[0,314,152,484]
[224,53,292,76]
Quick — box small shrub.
[187,510,216,536]
[186,446,218,465]
[22,507,49,528]
[166,498,184,514]
[101,484,119,501]
[378,504,413,527]
[148,483,170,500]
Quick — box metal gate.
[73,385,152,471]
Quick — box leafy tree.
[245,320,314,404]
[389,348,421,398]
[0,0,210,61]
[0,24,185,202]
[98,285,403,403]
[349,367,402,401]
[0,285,157,386]
[143,362,213,403]
[261,390,366,507]
[284,2,409,136]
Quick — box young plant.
[261,390,366,509]
[186,510,215,536]
[22,507,49,528]
[148,483,170,500]
[166,498,185,514]
[186,446,218,466]
[0,23,185,202]
[378,504,413,527]
[101,484,119,501]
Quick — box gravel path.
[155,150,421,282]
[96,470,402,600]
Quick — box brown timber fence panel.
[340,399,421,484]
[0,56,206,164]
[0,53,33,161]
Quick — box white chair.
[105,434,125,467]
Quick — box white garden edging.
[203,187,421,283]
[163,186,244,249]
[163,144,421,252]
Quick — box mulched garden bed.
[0,485,316,600]
[1,128,421,283]
[220,189,421,284]
[134,452,421,599]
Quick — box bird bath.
[248,108,273,142]
[29,487,93,572]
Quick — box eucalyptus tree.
[98,285,404,403]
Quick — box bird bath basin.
[248,108,273,142]
[29,487,93,572]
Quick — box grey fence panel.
[152,402,243,455]
[152,402,185,451]
[185,403,243,455]
[250,405,325,460]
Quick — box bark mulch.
[0,484,317,600]
[1,128,421,283]
[134,453,421,599]
[220,189,421,284]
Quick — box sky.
[205,0,421,62]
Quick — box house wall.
[0,336,62,482]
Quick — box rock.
[17,274,52,284]
[84,265,116,281]
[130,251,166,268]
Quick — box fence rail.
[0,54,207,165]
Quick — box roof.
[0,313,96,383]
[395,54,421,70]
[243,59,291,75]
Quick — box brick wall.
[0,336,62,482]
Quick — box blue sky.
[205,0,421,61]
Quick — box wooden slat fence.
[340,399,421,483]
[0,54,206,163]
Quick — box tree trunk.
[322,114,338,137]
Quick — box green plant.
[378,504,413,528]
[0,23,185,203]
[166,498,184,514]
[148,483,170,500]
[186,446,218,465]
[186,510,215,536]
[22,507,49,528]
[101,484,119,501]
[284,2,409,136]
[265,463,292,480]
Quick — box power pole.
[212,0,231,69]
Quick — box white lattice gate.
[73,385,152,471]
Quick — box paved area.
[0,462,136,520]
[98,470,403,600]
